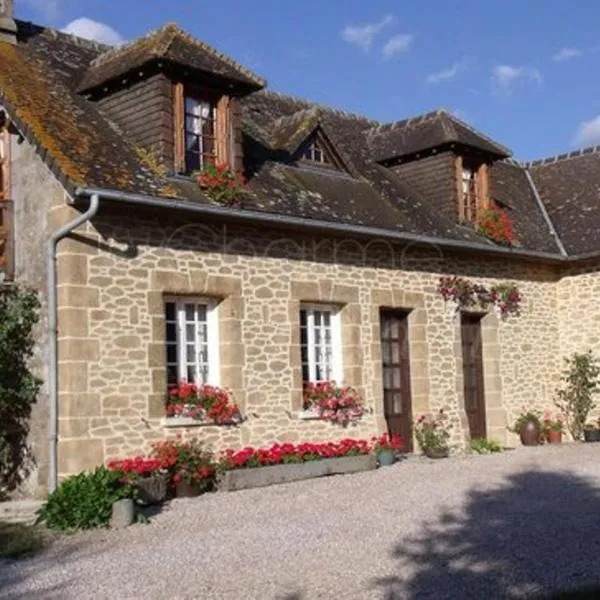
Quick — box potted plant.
[555,350,600,441]
[542,411,565,444]
[166,382,242,424]
[371,433,403,466]
[151,438,216,497]
[510,407,542,446]
[107,456,169,505]
[583,419,600,443]
[413,409,451,458]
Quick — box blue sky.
[16,0,600,160]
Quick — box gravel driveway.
[3,444,600,599]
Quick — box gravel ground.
[3,443,600,600]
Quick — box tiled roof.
[78,23,265,93]
[529,149,600,255]
[367,110,511,162]
[0,20,574,257]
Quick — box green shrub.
[37,466,133,531]
[555,350,600,440]
[0,286,41,498]
[470,438,503,454]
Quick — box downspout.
[46,194,100,493]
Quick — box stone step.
[0,500,44,524]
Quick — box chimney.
[0,0,17,45]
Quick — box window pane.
[186,324,195,341]
[185,305,195,320]
[187,365,195,382]
[167,345,177,364]
[185,97,200,113]
[186,151,200,172]
[197,304,207,322]
[167,365,178,385]
[323,312,331,327]
[165,302,176,321]
[166,323,177,343]
[186,345,195,362]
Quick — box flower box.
[217,453,376,492]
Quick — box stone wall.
[53,205,562,476]
[10,134,71,496]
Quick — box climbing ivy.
[0,285,41,498]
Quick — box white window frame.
[300,303,342,384]
[165,296,220,386]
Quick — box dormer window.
[456,155,489,223]
[174,83,233,175]
[184,95,217,172]
[301,138,331,165]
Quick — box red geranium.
[303,381,364,425]
[166,382,242,424]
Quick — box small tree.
[555,350,600,440]
[0,286,41,497]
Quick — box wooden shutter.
[0,126,13,279]
[477,163,490,210]
[215,95,230,165]
[173,82,185,173]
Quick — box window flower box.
[302,381,365,425]
[165,382,242,425]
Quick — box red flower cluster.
[219,438,371,470]
[477,207,515,246]
[303,381,364,425]
[371,433,403,452]
[166,382,241,424]
[197,162,245,206]
[489,284,521,317]
[106,456,164,478]
[151,438,215,488]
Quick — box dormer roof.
[367,109,511,163]
[77,23,265,94]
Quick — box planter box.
[218,454,377,492]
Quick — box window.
[457,157,489,222]
[461,163,478,222]
[301,138,331,165]
[300,304,342,383]
[164,298,219,386]
[184,95,217,172]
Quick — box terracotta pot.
[547,430,562,444]
[519,420,541,446]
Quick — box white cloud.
[451,109,472,124]
[492,65,542,90]
[382,34,413,59]
[426,60,465,84]
[552,47,583,62]
[61,18,124,46]
[341,15,395,52]
[23,0,63,21]
[574,115,600,146]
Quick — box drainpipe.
[47,194,100,493]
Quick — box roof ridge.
[87,22,265,87]
[444,111,512,157]
[367,109,442,135]
[525,145,600,168]
[257,90,380,124]
[16,19,109,54]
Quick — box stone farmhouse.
[1,3,599,496]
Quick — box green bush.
[0,286,41,498]
[37,466,133,531]
[469,438,503,454]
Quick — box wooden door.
[461,314,486,439]
[380,310,412,452]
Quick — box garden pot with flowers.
[372,433,403,466]
[413,409,451,459]
[166,382,242,425]
[151,438,216,498]
[542,411,565,444]
[216,438,375,492]
[583,420,600,443]
[510,407,542,446]
[302,381,365,425]
[107,456,168,505]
